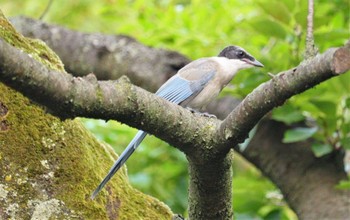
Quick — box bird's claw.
[200,112,217,118]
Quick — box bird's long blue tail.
[91,130,148,199]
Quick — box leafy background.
[2,0,349,219]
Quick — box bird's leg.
[186,107,217,118]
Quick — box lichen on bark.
[0,11,172,219]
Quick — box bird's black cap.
[218,46,264,67]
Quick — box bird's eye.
[237,50,245,58]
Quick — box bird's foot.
[200,112,217,118]
[186,107,217,118]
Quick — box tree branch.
[218,44,349,153]
[0,38,216,156]
[305,0,318,59]
[8,17,349,155]
[2,35,348,158]
[1,33,349,219]
[244,119,350,219]
[307,0,314,44]
[9,16,190,92]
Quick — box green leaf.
[294,1,308,28]
[282,127,318,143]
[310,100,337,118]
[336,180,350,190]
[314,29,350,46]
[250,18,287,39]
[272,104,305,125]
[264,209,281,220]
[345,96,350,108]
[257,1,291,25]
[310,100,338,134]
[341,137,350,150]
[235,213,262,220]
[311,143,333,157]
[258,205,279,217]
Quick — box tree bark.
[245,119,350,219]
[188,153,234,220]
[9,16,190,92]
[4,15,350,220]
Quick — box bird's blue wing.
[156,72,215,104]
[92,71,215,199]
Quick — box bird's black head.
[218,45,264,67]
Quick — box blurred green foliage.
[2,0,349,219]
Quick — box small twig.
[306,0,314,43]
[39,0,53,20]
[267,72,275,78]
[305,0,318,59]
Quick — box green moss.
[0,11,172,219]
[0,10,65,72]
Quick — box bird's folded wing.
[156,72,215,104]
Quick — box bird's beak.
[243,58,264,67]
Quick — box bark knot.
[333,47,350,74]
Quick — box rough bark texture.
[9,16,190,93]
[2,15,350,220]
[0,36,218,155]
[244,120,350,220]
[188,153,234,220]
[0,12,172,220]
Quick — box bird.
[91,45,263,199]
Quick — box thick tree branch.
[11,18,349,153]
[0,38,216,157]
[9,16,190,92]
[1,37,349,157]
